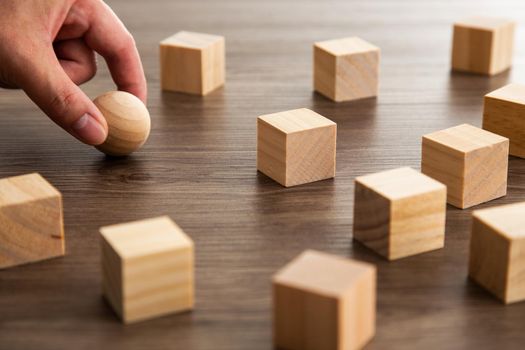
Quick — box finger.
[54,38,97,85]
[83,1,147,102]
[55,4,89,41]
[16,47,108,145]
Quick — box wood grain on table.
[1,0,525,349]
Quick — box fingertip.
[89,106,109,132]
[119,82,147,104]
[71,113,108,145]
[140,88,147,104]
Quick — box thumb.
[18,49,108,145]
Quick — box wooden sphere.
[94,91,151,156]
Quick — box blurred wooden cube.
[353,167,446,260]
[451,17,515,75]
[273,250,376,350]
[483,83,525,158]
[100,216,194,324]
[257,108,336,187]
[160,31,225,95]
[0,173,64,269]
[314,37,380,102]
[422,124,508,209]
[469,202,525,304]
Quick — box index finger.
[84,1,147,102]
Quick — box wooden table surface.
[1,0,525,349]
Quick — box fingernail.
[72,114,107,145]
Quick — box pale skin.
[0,0,147,145]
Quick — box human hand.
[0,0,147,145]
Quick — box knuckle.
[49,88,80,116]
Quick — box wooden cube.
[451,16,515,75]
[160,31,225,95]
[483,83,525,158]
[100,216,194,323]
[422,124,509,209]
[273,250,376,350]
[353,167,446,261]
[314,37,380,102]
[0,173,64,269]
[469,202,525,304]
[257,108,336,187]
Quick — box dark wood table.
[1,0,525,349]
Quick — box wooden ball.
[93,91,151,156]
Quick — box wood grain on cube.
[451,17,515,75]
[0,173,64,269]
[273,250,376,350]
[100,216,194,324]
[314,37,380,102]
[422,124,508,209]
[353,167,446,261]
[469,202,525,304]
[257,108,336,187]
[483,83,525,158]
[160,31,225,95]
